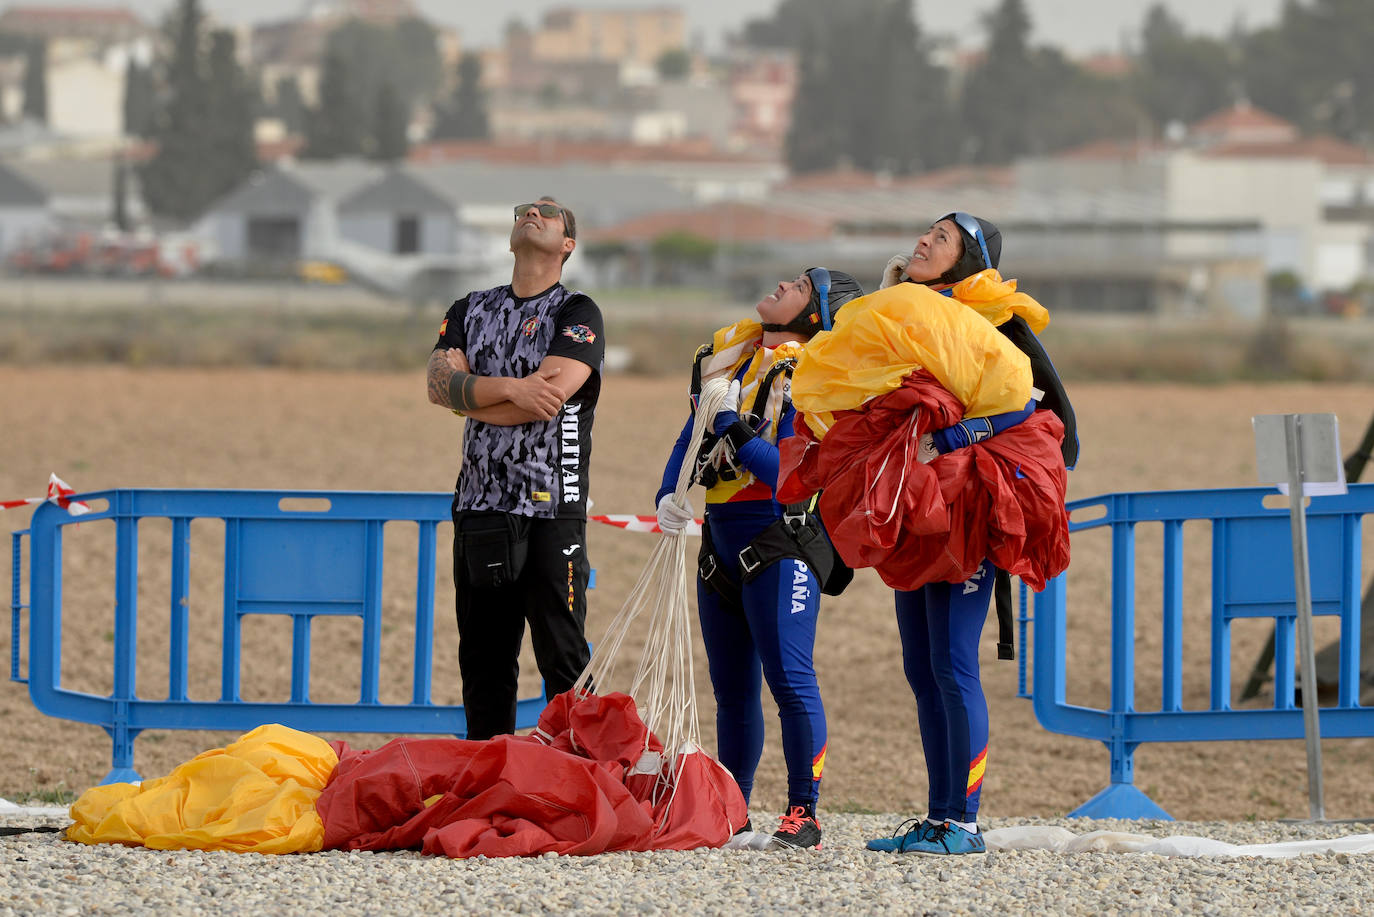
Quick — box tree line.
[119,0,489,221]
[766,0,1374,174]
[15,0,1372,220]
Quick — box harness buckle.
[781,508,816,546]
[737,544,763,575]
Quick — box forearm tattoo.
[448,371,479,412]
[426,350,455,408]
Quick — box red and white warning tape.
[0,474,90,516]
[590,514,701,536]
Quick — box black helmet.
[934,212,1002,285]
[763,267,865,336]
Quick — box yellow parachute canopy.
[790,280,1033,436]
[947,268,1049,335]
[67,724,337,854]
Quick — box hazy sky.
[69,0,1285,54]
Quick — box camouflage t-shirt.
[435,283,604,519]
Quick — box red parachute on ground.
[317,691,746,857]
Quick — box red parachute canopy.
[316,690,747,857]
[779,371,1070,591]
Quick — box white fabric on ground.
[0,798,69,818]
[984,825,1374,858]
[722,829,775,851]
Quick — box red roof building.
[728,49,797,156]
[1077,52,1132,79]
[1201,135,1374,166]
[587,201,832,245]
[0,5,148,44]
[1190,101,1300,147]
[777,163,1013,194]
[409,137,770,167]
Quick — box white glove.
[881,254,910,289]
[656,494,695,535]
[711,379,742,433]
[719,379,741,416]
[917,432,938,464]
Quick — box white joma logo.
[562,544,581,556]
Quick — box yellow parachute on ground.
[790,274,1035,436]
[67,724,337,854]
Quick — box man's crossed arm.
[426,348,592,426]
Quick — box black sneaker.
[733,818,753,836]
[771,805,822,849]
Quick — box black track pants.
[453,513,591,740]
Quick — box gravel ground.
[2,811,1372,916]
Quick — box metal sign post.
[1253,412,1346,822]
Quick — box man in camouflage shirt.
[426,197,605,740]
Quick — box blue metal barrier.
[1030,483,1373,819]
[10,489,563,784]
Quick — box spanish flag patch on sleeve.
[438,318,448,336]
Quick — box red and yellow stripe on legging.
[812,743,828,781]
[967,746,987,796]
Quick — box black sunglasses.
[513,202,564,221]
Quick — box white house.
[5,153,144,230]
[1016,103,1374,297]
[0,160,53,256]
[199,160,457,262]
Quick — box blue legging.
[895,560,997,823]
[697,503,826,810]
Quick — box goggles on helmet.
[808,267,833,332]
[946,211,992,272]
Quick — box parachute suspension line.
[574,378,732,804]
[866,408,924,528]
[700,436,743,483]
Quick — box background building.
[0,159,52,256]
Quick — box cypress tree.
[122,57,157,138]
[304,44,369,157]
[779,0,953,175]
[204,30,258,202]
[432,53,490,140]
[138,0,219,221]
[1133,5,1236,130]
[21,39,46,123]
[864,0,953,173]
[783,24,843,173]
[111,154,130,231]
[960,0,1039,163]
[273,75,306,135]
[371,82,410,161]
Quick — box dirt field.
[1,365,1372,822]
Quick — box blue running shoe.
[898,821,986,855]
[865,817,935,853]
